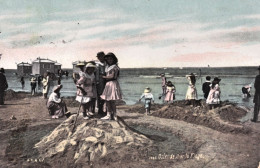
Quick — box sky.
[0,0,260,69]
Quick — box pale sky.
[0,0,260,69]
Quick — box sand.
[0,90,259,168]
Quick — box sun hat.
[53,85,62,92]
[85,62,96,68]
[104,52,118,64]
[144,87,151,93]
[97,51,105,57]
[76,61,86,67]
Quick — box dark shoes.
[251,119,257,122]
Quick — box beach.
[0,91,259,168]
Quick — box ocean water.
[4,67,258,109]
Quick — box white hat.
[53,85,62,92]
[144,87,151,93]
[85,63,96,68]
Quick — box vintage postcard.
[0,0,259,167]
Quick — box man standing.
[202,76,211,99]
[95,51,106,116]
[0,68,8,105]
[252,66,260,122]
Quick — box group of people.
[46,52,122,120]
[138,66,260,123]
[0,61,259,123]
[19,75,42,95]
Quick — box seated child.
[139,87,154,115]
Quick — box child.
[160,73,167,95]
[206,77,221,109]
[30,76,37,95]
[100,53,122,120]
[185,73,197,106]
[75,62,97,119]
[139,87,154,115]
[202,76,211,99]
[164,81,176,103]
[242,84,251,98]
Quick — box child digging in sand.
[139,87,154,115]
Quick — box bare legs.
[101,100,117,120]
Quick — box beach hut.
[54,62,62,74]
[32,57,62,75]
[17,62,32,76]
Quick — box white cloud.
[0,13,33,20]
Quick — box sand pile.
[4,89,18,100]
[152,103,250,134]
[34,116,153,167]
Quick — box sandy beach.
[0,90,259,168]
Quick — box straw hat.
[30,77,36,82]
[76,61,86,67]
[85,62,96,68]
[53,85,62,92]
[144,87,151,93]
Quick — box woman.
[185,73,197,106]
[47,85,68,119]
[100,52,122,120]
[75,62,97,119]
[42,72,49,99]
[164,81,176,103]
[206,77,221,109]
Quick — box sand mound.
[34,116,152,167]
[4,89,18,100]
[125,100,250,134]
[152,103,250,134]
[4,89,42,100]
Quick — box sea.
[4,66,258,110]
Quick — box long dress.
[185,76,197,100]
[100,65,122,101]
[47,92,67,117]
[75,73,97,104]
[164,86,176,102]
[206,84,221,104]
[42,76,49,94]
